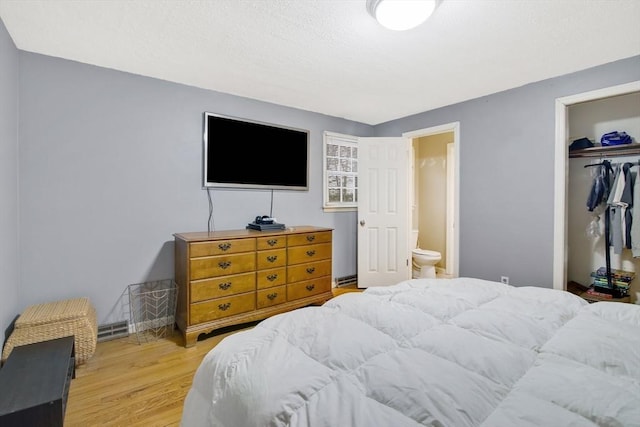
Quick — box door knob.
[359,220,365,226]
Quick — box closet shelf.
[569,144,640,158]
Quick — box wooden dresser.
[174,226,333,347]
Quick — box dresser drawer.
[190,253,256,280]
[257,285,287,309]
[190,238,256,258]
[256,248,286,270]
[256,235,286,250]
[190,293,255,324]
[256,267,286,289]
[287,231,332,247]
[287,242,332,265]
[174,227,333,347]
[287,260,331,283]
[287,277,331,301]
[190,272,256,303]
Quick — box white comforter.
[181,277,640,427]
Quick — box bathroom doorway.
[404,123,459,278]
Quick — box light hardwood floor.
[331,283,362,296]
[65,288,362,426]
[64,324,255,427]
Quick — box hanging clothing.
[584,159,638,292]
[606,164,624,205]
[610,206,624,254]
[606,163,635,254]
[586,162,611,211]
[626,199,633,249]
[585,160,640,255]
[621,163,634,206]
[623,166,635,249]
[632,166,640,257]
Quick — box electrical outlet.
[500,276,509,285]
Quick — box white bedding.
[181,277,640,427]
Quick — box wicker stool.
[1,297,97,366]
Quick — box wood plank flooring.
[331,283,362,296]
[64,324,255,427]
[64,288,362,426]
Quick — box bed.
[181,277,640,427]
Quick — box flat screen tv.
[203,112,309,191]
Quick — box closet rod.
[584,159,640,167]
[584,161,611,169]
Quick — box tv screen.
[203,112,309,191]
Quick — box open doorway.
[553,81,640,293]
[404,122,460,278]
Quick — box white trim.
[323,131,359,209]
[446,142,455,276]
[553,99,568,291]
[324,131,359,140]
[403,121,460,278]
[403,122,457,138]
[553,81,640,291]
[322,206,357,213]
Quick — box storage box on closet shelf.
[589,267,634,298]
[600,131,632,146]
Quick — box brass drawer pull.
[306,235,315,242]
[267,255,278,263]
[218,261,231,269]
[267,239,278,246]
[218,282,232,290]
[267,274,278,281]
[306,267,315,274]
[305,284,315,291]
[218,302,231,311]
[218,242,231,251]
[306,250,316,257]
[267,292,278,301]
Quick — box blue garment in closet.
[586,163,611,211]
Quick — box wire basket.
[128,279,178,344]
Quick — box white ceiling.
[1,0,639,125]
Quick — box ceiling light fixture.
[366,0,439,31]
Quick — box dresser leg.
[184,332,198,348]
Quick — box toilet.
[411,230,442,279]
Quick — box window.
[323,131,358,211]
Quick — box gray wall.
[17,52,372,325]
[0,19,19,340]
[7,31,640,328]
[375,55,640,288]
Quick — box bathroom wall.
[414,132,452,269]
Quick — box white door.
[357,137,411,288]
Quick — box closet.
[567,91,640,302]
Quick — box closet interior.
[567,91,640,302]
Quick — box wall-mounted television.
[203,112,309,191]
